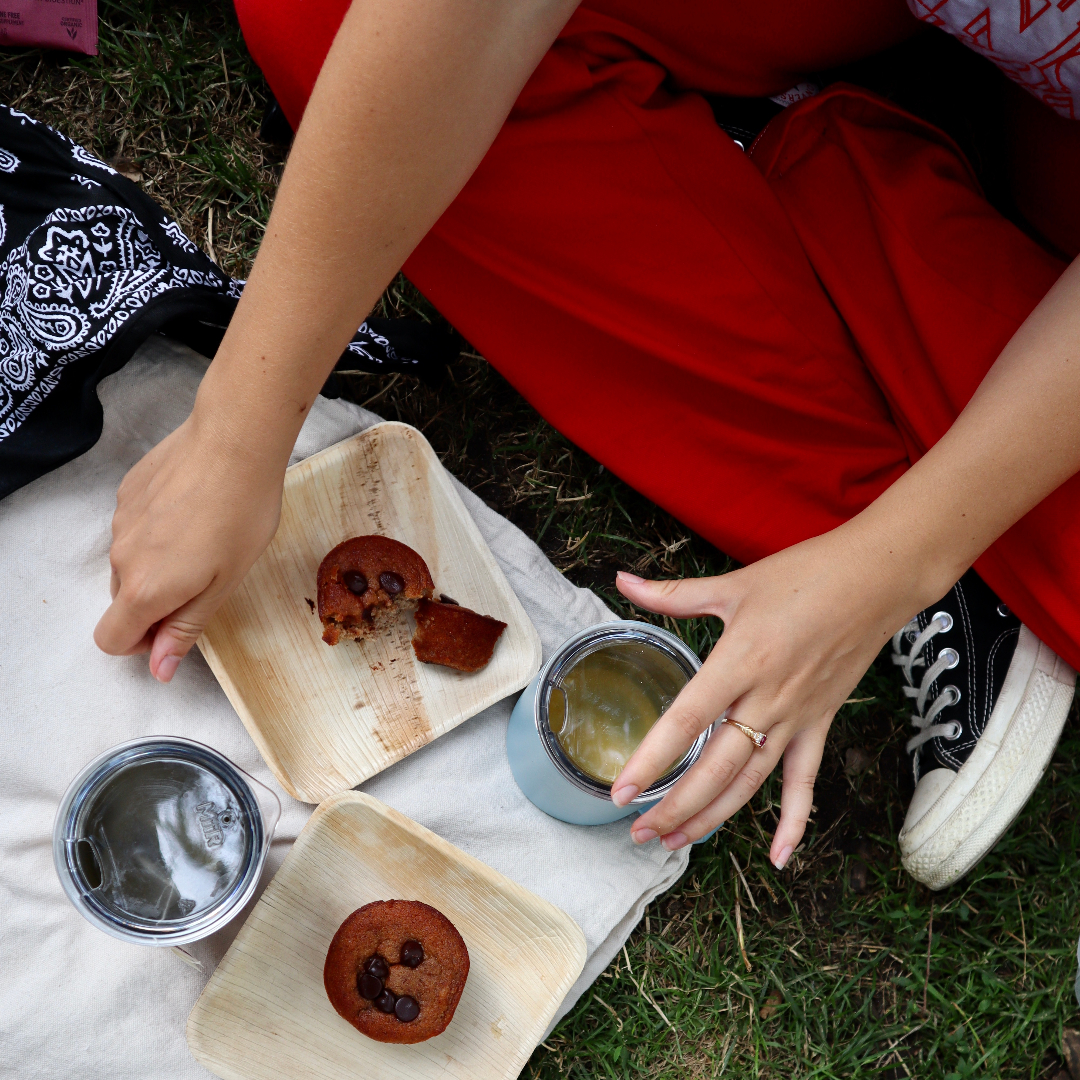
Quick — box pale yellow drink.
[547,640,688,784]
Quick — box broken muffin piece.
[411,598,507,672]
[317,536,434,646]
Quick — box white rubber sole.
[899,625,1076,890]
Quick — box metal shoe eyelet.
[997,603,1011,617]
[943,685,961,706]
[932,611,954,633]
[906,628,919,644]
[946,721,963,741]
[941,648,959,670]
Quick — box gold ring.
[721,717,767,749]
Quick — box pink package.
[0,0,98,55]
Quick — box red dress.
[233,0,1080,670]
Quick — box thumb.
[148,584,226,683]
[616,570,733,619]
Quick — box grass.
[1,0,278,277]
[3,4,1078,1076]
[534,690,1080,1079]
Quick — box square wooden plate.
[186,791,587,1080]
[198,422,543,804]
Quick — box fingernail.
[773,845,794,870]
[611,784,639,807]
[631,828,658,844]
[661,832,688,850]
[616,571,645,584]
[155,654,180,683]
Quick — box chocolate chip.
[399,940,424,968]
[379,571,405,595]
[365,955,390,981]
[439,594,460,606]
[342,570,368,595]
[394,995,420,1022]
[375,989,397,1014]
[358,973,383,1000]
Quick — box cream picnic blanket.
[0,336,688,1079]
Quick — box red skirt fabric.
[233,0,1080,670]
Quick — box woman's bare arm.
[93,0,579,678]
[93,0,1080,870]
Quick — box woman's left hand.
[611,525,924,868]
[612,254,1080,865]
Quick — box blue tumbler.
[506,620,712,826]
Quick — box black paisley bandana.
[0,105,451,502]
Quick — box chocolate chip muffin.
[411,598,507,672]
[317,536,434,646]
[324,900,470,1044]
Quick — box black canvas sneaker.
[893,569,1076,890]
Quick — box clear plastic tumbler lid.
[54,737,280,946]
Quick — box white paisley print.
[69,142,118,176]
[0,204,223,441]
[346,322,399,365]
[0,103,421,455]
[160,218,198,255]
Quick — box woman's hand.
[91,0,581,682]
[610,255,1080,866]
[611,526,923,868]
[93,404,286,682]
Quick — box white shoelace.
[891,612,962,753]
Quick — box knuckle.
[120,574,156,614]
[701,753,740,790]
[642,799,683,837]
[655,813,685,838]
[672,704,712,741]
[745,649,772,677]
[93,623,121,656]
[653,578,684,599]
[786,772,817,795]
[108,535,133,568]
[740,763,770,792]
[163,617,205,646]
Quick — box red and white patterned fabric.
[908,0,1080,117]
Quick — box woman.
[94,0,1080,890]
